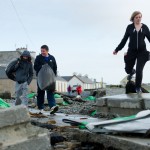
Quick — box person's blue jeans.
[37,85,56,110]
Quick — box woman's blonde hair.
[130,11,142,22]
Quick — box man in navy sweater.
[34,45,58,114]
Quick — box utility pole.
[101,77,103,88]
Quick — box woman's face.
[133,13,142,24]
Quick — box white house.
[62,75,95,90]
[56,76,68,92]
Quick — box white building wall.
[68,76,84,89]
[67,76,102,90]
[56,81,67,92]
[30,51,36,58]
[95,82,106,88]
[84,84,87,90]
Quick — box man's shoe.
[50,106,59,114]
[127,69,136,81]
[37,109,44,114]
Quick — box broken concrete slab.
[0,106,30,128]
[68,129,150,150]
[96,94,150,116]
[0,106,50,150]
[2,135,50,150]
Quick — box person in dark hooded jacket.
[14,50,33,106]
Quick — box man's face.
[41,48,48,56]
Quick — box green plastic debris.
[84,96,96,101]
[113,115,136,121]
[54,94,61,98]
[0,98,10,108]
[78,122,88,129]
[27,93,36,99]
[62,101,69,106]
[90,110,97,116]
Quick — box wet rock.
[0,92,11,99]
[31,120,56,130]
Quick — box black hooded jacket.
[15,51,33,84]
[34,54,57,76]
[115,23,150,53]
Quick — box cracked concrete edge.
[68,129,150,150]
[0,106,30,128]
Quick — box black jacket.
[115,23,150,52]
[15,60,33,85]
[34,54,57,76]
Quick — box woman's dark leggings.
[124,51,149,88]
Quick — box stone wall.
[0,79,37,96]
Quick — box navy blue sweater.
[34,54,57,76]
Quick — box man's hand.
[113,50,118,55]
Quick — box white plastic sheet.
[86,110,150,133]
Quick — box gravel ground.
[56,101,96,115]
[53,88,125,115]
[3,88,125,117]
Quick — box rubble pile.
[0,106,50,150]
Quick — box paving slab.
[0,106,30,128]
[29,108,101,126]
[69,129,150,150]
[0,106,50,150]
[96,94,150,116]
[2,135,50,150]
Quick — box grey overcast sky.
[1,0,150,84]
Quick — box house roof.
[56,76,67,82]
[62,75,94,84]
[0,51,20,66]
[76,75,94,84]
[61,76,73,81]
[0,50,35,66]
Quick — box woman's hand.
[113,50,118,55]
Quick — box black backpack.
[5,59,19,81]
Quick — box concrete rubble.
[96,93,150,116]
[1,88,150,149]
[0,106,50,150]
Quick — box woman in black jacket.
[113,11,150,93]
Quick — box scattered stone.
[51,134,66,146]
[47,120,56,124]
